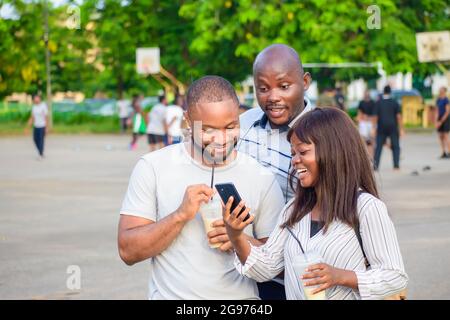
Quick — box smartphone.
[215,183,250,222]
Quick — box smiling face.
[290,132,318,188]
[186,98,240,165]
[253,45,311,128]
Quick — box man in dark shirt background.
[435,86,450,159]
[335,87,346,110]
[373,85,404,171]
[358,90,376,157]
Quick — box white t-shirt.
[120,143,285,300]
[165,105,184,137]
[117,100,130,118]
[32,102,48,128]
[146,103,167,135]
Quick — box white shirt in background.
[146,103,167,135]
[32,102,48,128]
[165,104,184,137]
[117,100,130,119]
[120,143,285,300]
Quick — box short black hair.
[158,95,166,103]
[186,75,239,112]
[32,93,41,99]
[383,85,391,94]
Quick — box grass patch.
[0,109,121,135]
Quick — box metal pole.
[44,0,53,128]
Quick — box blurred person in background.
[117,98,131,133]
[373,85,403,171]
[334,87,346,111]
[129,95,147,151]
[357,90,376,158]
[25,93,49,160]
[435,86,450,159]
[147,95,168,151]
[165,95,185,145]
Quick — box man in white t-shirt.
[117,99,131,133]
[26,94,49,160]
[147,96,168,151]
[165,101,184,144]
[118,76,285,299]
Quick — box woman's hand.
[301,263,357,294]
[222,196,254,242]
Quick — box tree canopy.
[0,0,448,99]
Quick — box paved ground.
[0,132,449,299]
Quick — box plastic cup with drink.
[199,196,223,249]
[292,251,327,300]
[199,161,223,249]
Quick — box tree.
[179,0,450,85]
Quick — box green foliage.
[0,0,449,99]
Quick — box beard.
[191,135,238,165]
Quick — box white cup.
[292,251,327,300]
[199,197,223,249]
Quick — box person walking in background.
[146,95,168,151]
[334,87,346,111]
[373,85,404,171]
[117,98,131,133]
[129,95,146,151]
[435,86,450,159]
[357,90,376,158]
[25,93,48,160]
[165,95,185,145]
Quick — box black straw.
[210,161,215,199]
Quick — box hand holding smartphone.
[215,183,250,222]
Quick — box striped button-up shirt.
[234,192,408,300]
[237,100,314,203]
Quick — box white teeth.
[297,169,307,174]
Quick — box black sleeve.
[395,101,401,114]
[373,101,379,116]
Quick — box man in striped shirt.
[237,44,314,299]
[238,44,314,203]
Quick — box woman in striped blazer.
[223,107,408,300]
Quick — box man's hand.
[208,219,233,253]
[175,184,214,222]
